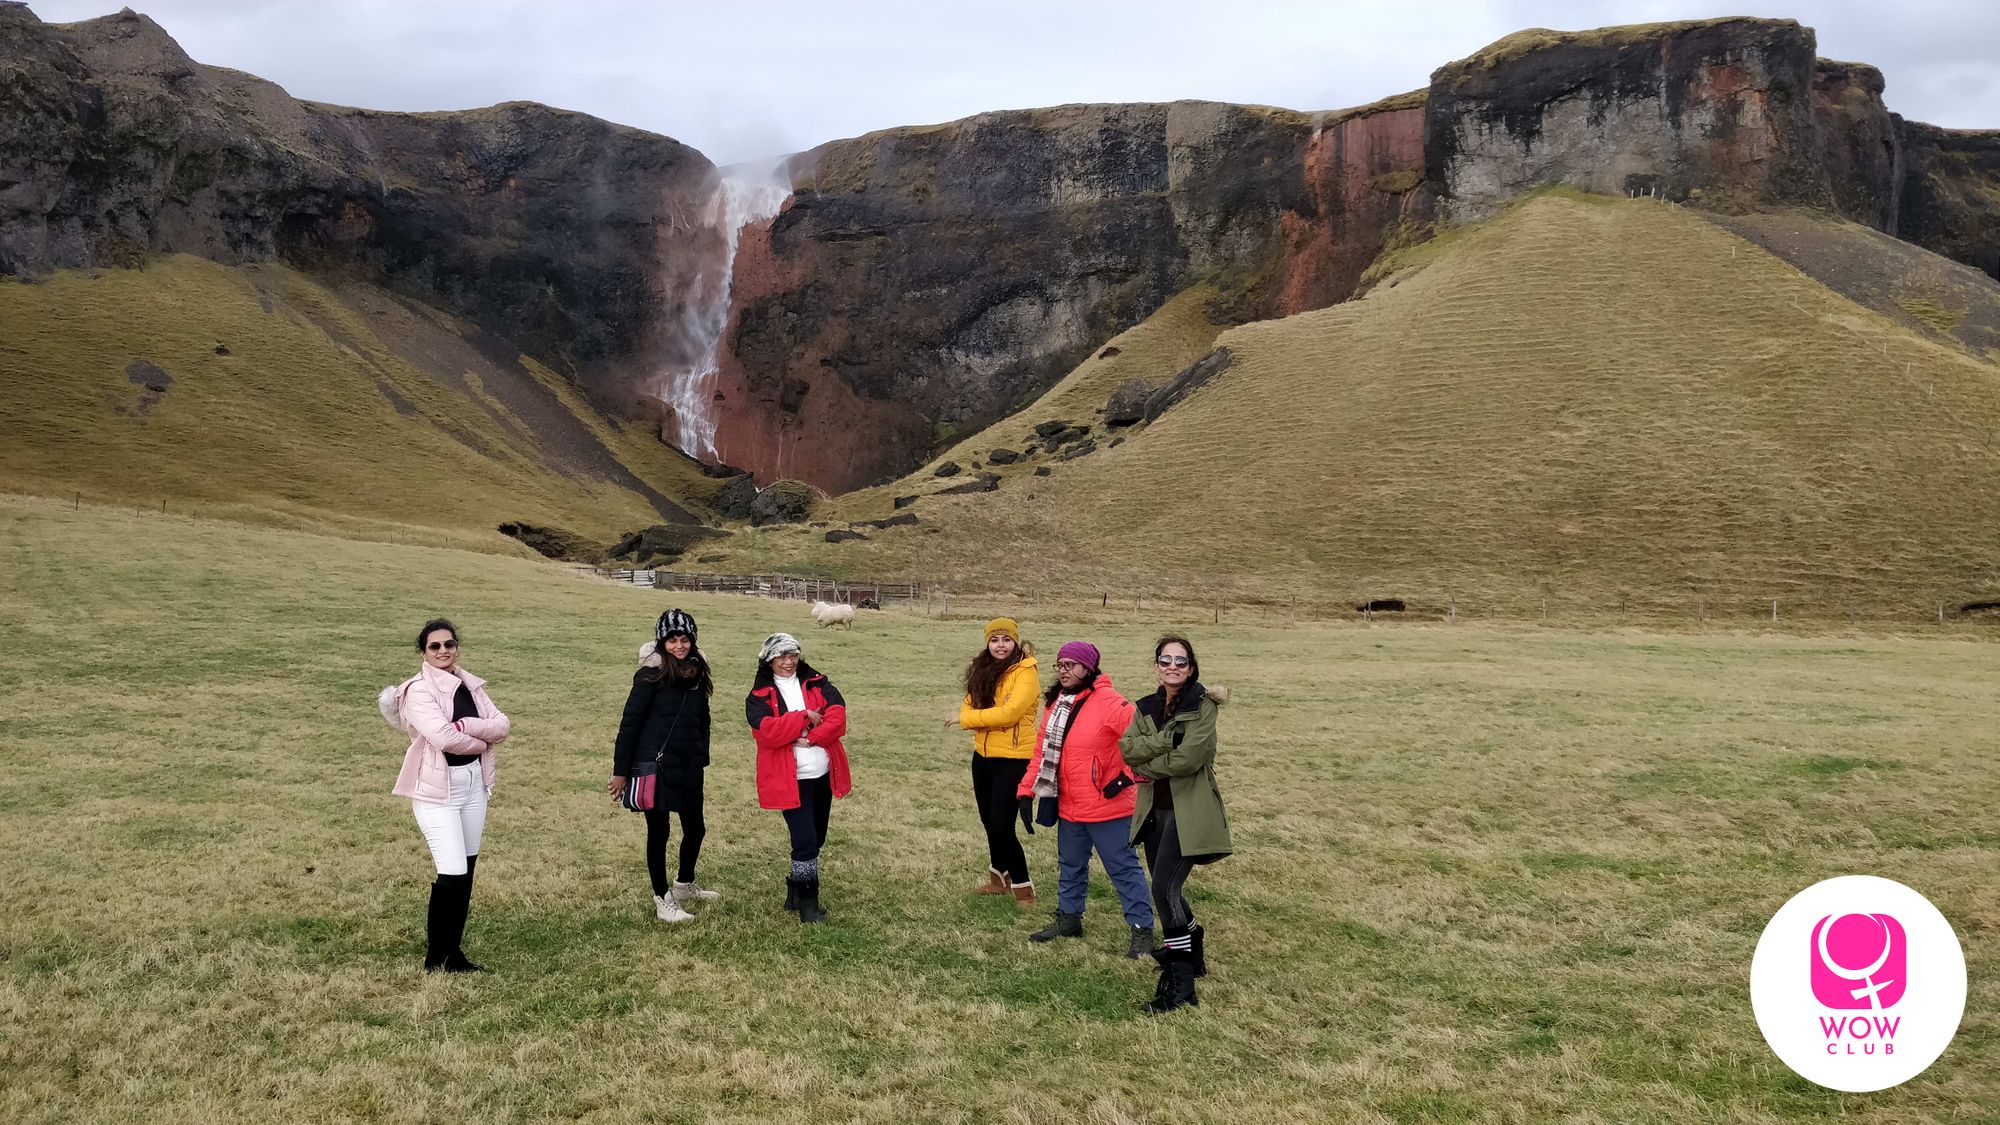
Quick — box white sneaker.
[672,880,721,904]
[654,893,694,922]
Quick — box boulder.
[712,474,759,520]
[852,512,921,530]
[749,480,815,526]
[893,494,919,509]
[987,447,1021,465]
[934,461,962,478]
[1032,466,1052,477]
[1033,420,1073,439]
[824,529,868,543]
[938,472,1002,495]
[1058,439,1098,461]
[499,522,605,562]
[1144,348,1234,423]
[607,523,728,566]
[1104,379,1153,426]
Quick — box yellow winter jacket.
[959,655,1040,759]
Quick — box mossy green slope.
[707,194,2000,617]
[0,255,712,553]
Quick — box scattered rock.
[1144,348,1234,423]
[1032,420,1072,438]
[1098,345,1122,359]
[893,494,919,509]
[824,529,868,543]
[934,461,962,478]
[749,480,816,527]
[696,553,727,564]
[1357,598,1407,613]
[1032,466,1052,477]
[712,474,759,520]
[1058,439,1098,461]
[125,358,174,415]
[852,512,921,530]
[698,461,750,479]
[987,447,1021,465]
[1043,425,1091,450]
[938,472,1002,495]
[608,523,729,567]
[212,342,230,355]
[972,460,983,470]
[1022,444,1041,457]
[500,522,608,562]
[1110,436,1124,448]
[1104,378,1153,426]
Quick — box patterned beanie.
[759,632,803,663]
[656,608,697,643]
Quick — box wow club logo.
[1752,876,1965,1092]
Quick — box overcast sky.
[25,1,2000,166]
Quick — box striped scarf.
[1031,692,1080,798]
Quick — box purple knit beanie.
[1056,641,1101,669]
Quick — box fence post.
[1541,596,1547,622]
[1772,599,1778,623]
[1449,597,1456,624]
[1289,593,1296,627]
[1938,603,1945,625]
[1213,600,1220,625]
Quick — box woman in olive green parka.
[1120,634,1230,1013]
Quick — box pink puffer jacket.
[391,662,509,803]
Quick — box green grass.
[702,195,2000,621]
[2,494,1996,1121]
[0,257,715,553]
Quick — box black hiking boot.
[783,877,799,912]
[795,878,828,924]
[1190,923,1207,978]
[1028,911,1083,942]
[1143,949,1199,1013]
[1127,925,1154,960]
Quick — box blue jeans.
[1056,817,1155,928]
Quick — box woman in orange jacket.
[955,618,1040,906]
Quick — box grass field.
[708,193,2000,622]
[2,493,1995,1122]
[0,256,714,553]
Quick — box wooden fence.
[583,568,920,606]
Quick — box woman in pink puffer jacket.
[389,618,509,972]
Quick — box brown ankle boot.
[1010,880,1036,909]
[974,868,1009,895]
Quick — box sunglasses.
[426,639,459,652]
[1156,655,1190,668]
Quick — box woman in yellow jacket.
[956,617,1041,907]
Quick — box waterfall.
[660,162,791,461]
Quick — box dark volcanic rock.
[986,447,1021,465]
[1032,466,1052,477]
[500,521,607,561]
[892,494,919,509]
[1899,123,2000,281]
[851,512,920,530]
[0,6,716,387]
[609,523,728,566]
[933,461,962,478]
[1032,420,1073,438]
[1144,348,1234,423]
[937,472,1001,495]
[1104,379,1153,426]
[1058,439,1097,461]
[711,474,759,520]
[748,480,815,526]
[824,529,867,543]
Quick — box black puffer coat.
[613,642,712,808]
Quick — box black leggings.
[781,775,833,874]
[1140,809,1199,934]
[644,784,705,894]
[970,754,1030,884]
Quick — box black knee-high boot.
[423,875,454,971]
[446,855,482,972]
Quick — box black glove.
[1018,795,1035,835]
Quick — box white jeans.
[412,762,487,875]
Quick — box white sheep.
[810,600,856,630]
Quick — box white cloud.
[23,0,1999,162]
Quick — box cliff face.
[0,6,717,383]
[1898,123,2000,282]
[713,97,1431,490]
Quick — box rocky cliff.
[710,96,1431,491]
[0,5,717,385]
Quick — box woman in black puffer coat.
[609,609,718,922]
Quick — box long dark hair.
[416,618,457,651]
[1156,634,1199,707]
[964,639,1033,709]
[648,641,714,696]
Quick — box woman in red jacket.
[744,632,850,924]
[1016,641,1155,959]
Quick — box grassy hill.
[703,193,2000,620]
[0,256,716,555]
[3,495,1996,1121]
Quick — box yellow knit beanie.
[984,617,1019,643]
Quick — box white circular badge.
[1750,875,1966,1092]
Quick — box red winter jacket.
[1015,673,1136,823]
[744,661,852,810]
